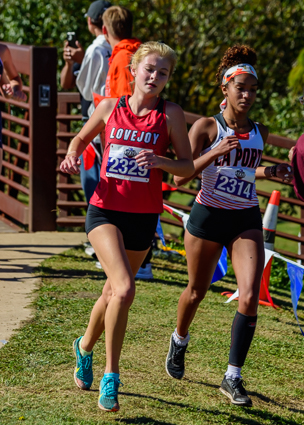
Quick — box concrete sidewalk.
[0,231,87,348]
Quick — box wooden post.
[29,46,57,231]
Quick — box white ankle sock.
[79,337,92,357]
[173,328,190,346]
[225,364,242,380]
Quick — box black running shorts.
[85,204,158,251]
[186,202,262,247]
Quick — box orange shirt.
[105,38,141,98]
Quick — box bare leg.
[177,229,223,336]
[228,229,264,316]
[81,224,148,374]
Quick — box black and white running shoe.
[165,334,187,380]
[220,376,252,406]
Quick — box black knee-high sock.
[228,311,257,367]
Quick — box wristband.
[269,165,277,178]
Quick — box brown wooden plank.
[0,95,29,109]
[164,200,192,213]
[57,131,78,138]
[0,176,30,194]
[160,216,183,228]
[257,189,304,207]
[1,160,30,178]
[56,216,86,225]
[57,200,87,207]
[1,128,30,144]
[274,247,304,261]
[57,183,83,190]
[2,42,32,75]
[0,191,29,224]
[267,134,296,149]
[275,230,304,243]
[57,92,81,103]
[56,114,83,121]
[1,112,30,127]
[4,144,30,161]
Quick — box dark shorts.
[186,202,262,247]
[85,204,158,251]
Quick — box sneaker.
[95,261,103,269]
[85,246,96,257]
[73,337,93,390]
[98,375,123,412]
[135,263,153,280]
[165,334,187,379]
[220,376,252,406]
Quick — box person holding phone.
[60,0,112,204]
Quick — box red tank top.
[90,95,170,213]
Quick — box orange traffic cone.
[260,190,281,308]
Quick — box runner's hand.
[214,135,241,156]
[1,83,13,97]
[135,150,162,169]
[276,163,293,182]
[60,155,81,174]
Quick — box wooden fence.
[0,42,303,260]
[55,92,304,260]
[0,42,57,231]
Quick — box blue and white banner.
[287,262,304,336]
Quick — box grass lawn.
[0,246,304,424]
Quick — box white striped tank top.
[195,113,264,210]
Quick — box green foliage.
[269,257,290,288]
[259,91,304,141]
[1,0,304,127]
[288,49,304,94]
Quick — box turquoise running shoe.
[98,375,123,412]
[73,337,93,390]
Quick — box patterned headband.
[222,63,258,85]
[220,63,258,111]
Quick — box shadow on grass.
[151,278,187,288]
[35,269,105,281]
[153,264,188,276]
[116,391,301,425]
[115,418,175,425]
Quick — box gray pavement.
[0,230,87,348]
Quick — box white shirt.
[76,34,111,117]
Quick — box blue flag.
[211,247,228,283]
[156,215,166,247]
[287,263,304,336]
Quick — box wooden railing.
[55,93,304,260]
[0,44,302,260]
[0,42,57,231]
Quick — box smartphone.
[67,32,77,48]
